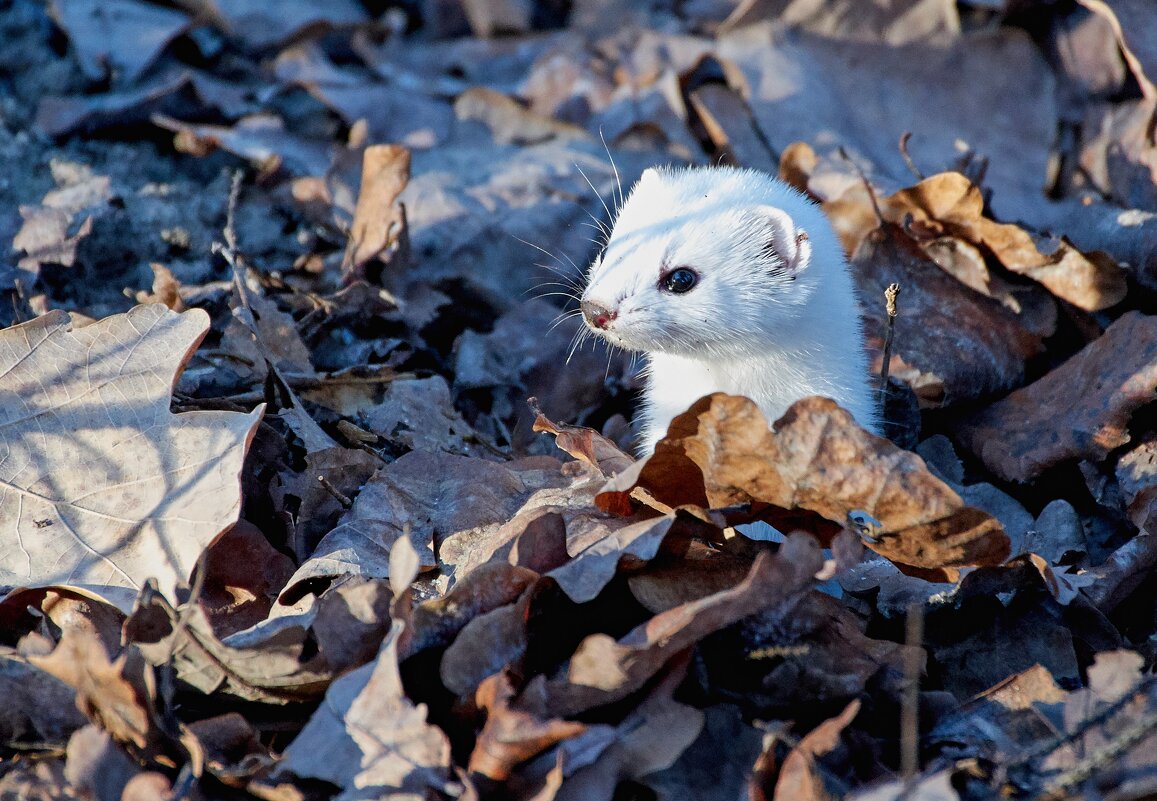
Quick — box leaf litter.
[1,1,1157,800]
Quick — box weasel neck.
[638,342,876,454]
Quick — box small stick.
[900,601,924,781]
[898,133,925,181]
[838,146,884,225]
[878,283,901,405]
[318,475,353,509]
[224,170,242,252]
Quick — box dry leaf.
[773,700,861,801]
[517,535,823,719]
[440,586,533,697]
[959,311,1157,483]
[546,513,678,603]
[275,621,452,797]
[533,405,635,477]
[553,657,705,801]
[0,304,263,606]
[28,626,162,757]
[600,395,1010,578]
[854,223,1047,407]
[468,671,586,782]
[342,144,410,277]
[882,172,1126,312]
[127,600,333,704]
[48,0,190,83]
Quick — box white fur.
[581,165,879,454]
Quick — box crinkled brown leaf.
[285,451,569,594]
[546,513,678,603]
[27,626,162,756]
[408,563,540,657]
[552,657,705,801]
[959,311,1157,483]
[517,535,823,719]
[127,600,333,704]
[198,520,295,637]
[532,403,635,477]
[882,172,1126,311]
[600,395,1009,578]
[772,699,861,801]
[468,671,587,782]
[0,304,264,606]
[441,586,533,697]
[854,223,1047,406]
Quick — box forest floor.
[1,0,1157,799]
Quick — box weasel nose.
[581,300,617,329]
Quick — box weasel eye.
[661,267,698,294]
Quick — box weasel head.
[580,166,834,358]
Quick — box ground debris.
[3,0,1157,798]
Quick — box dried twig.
[900,601,924,781]
[898,132,925,181]
[318,475,353,509]
[838,146,884,225]
[878,283,901,404]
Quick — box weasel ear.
[755,205,812,274]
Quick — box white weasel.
[580,165,878,454]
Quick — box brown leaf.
[64,724,141,801]
[359,375,483,455]
[48,0,191,83]
[714,592,918,713]
[1116,438,1157,530]
[409,563,540,657]
[533,404,636,477]
[552,657,705,801]
[958,311,1157,483]
[468,671,586,782]
[441,587,533,697]
[854,223,1047,407]
[275,621,453,796]
[1077,0,1157,98]
[127,595,352,704]
[627,541,755,613]
[28,627,162,756]
[546,513,678,604]
[197,520,295,637]
[0,304,264,606]
[773,700,861,801]
[882,172,1126,311]
[600,395,1009,577]
[285,451,568,593]
[517,535,823,719]
[342,144,410,278]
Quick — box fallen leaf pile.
[1,1,1156,800]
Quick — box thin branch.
[878,282,901,405]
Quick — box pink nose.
[581,300,617,329]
